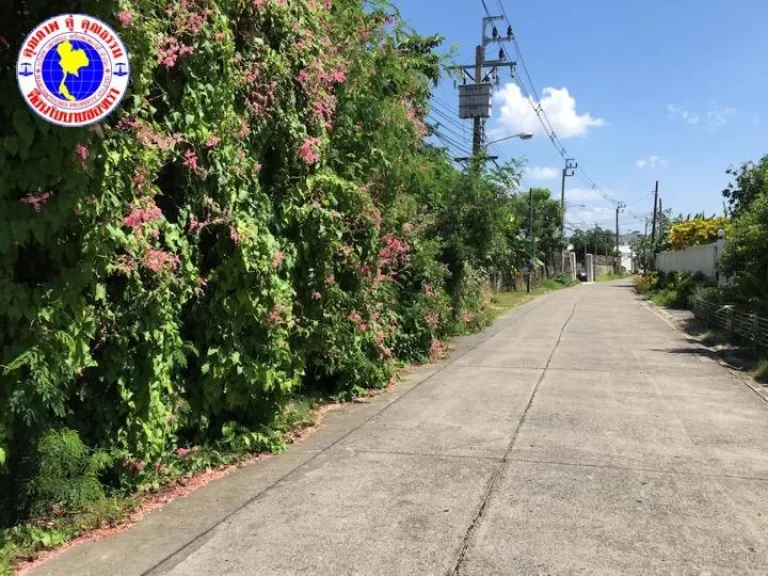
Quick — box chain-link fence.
[690,296,768,349]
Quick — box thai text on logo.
[17,14,130,127]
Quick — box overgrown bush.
[668,218,729,250]
[0,0,532,551]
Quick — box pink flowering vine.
[116,10,132,27]
[183,148,200,172]
[144,249,180,272]
[20,191,52,213]
[347,310,362,323]
[272,250,285,268]
[311,291,322,301]
[299,137,322,165]
[123,197,163,229]
[74,143,89,161]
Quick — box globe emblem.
[41,39,104,102]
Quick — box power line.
[487,0,620,208]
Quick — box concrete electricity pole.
[560,158,578,236]
[650,180,659,269]
[449,17,516,164]
[615,202,625,272]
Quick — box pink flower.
[429,338,444,359]
[311,291,322,301]
[347,310,362,323]
[229,226,243,244]
[424,284,435,298]
[426,312,439,329]
[74,144,89,160]
[272,250,285,268]
[462,313,475,323]
[144,249,179,272]
[183,149,199,171]
[116,10,132,27]
[332,70,346,83]
[205,135,221,148]
[266,305,283,325]
[176,447,191,457]
[299,137,321,165]
[123,198,163,229]
[297,70,310,84]
[359,323,368,333]
[20,191,52,212]
[325,275,335,286]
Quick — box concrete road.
[31,282,768,576]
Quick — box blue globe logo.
[41,39,104,102]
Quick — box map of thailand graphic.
[41,39,104,102]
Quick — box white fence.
[655,240,726,283]
[690,296,768,349]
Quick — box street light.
[454,132,533,163]
[484,132,534,147]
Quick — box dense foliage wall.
[0,0,534,529]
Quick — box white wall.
[655,240,725,282]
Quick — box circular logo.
[17,14,130,127]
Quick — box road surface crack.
[450,298,580,576]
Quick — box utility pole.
[527,187,534,293]
[658,198,664,246]
[650,180,659,269]
[472,46,484,155]
[616,202,625,273]
[449,17,516,164]
[529,187,535,259]
[560,158,578,236]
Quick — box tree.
[720,177,768,313]
[569,226,617,263]
[723,155,768,217]
[510,188,563,265]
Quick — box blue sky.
[394,0,768,233]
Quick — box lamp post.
[453,132,533,163]
[484,132,534,147]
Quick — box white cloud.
[493,84,605,139]
[526,166,559,181]
[707,106,736,131]
[667,103,700,125]
[668,102,736,131]
[635,155,667,169]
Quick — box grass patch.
[486,278,576,322]
[596,272,631,283]
[755,359,768,384]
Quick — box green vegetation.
[633,271,710,309]
[596,272,631,283]
[755,359,768,384]
[486,274,577,321]
[0,1,570,569]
